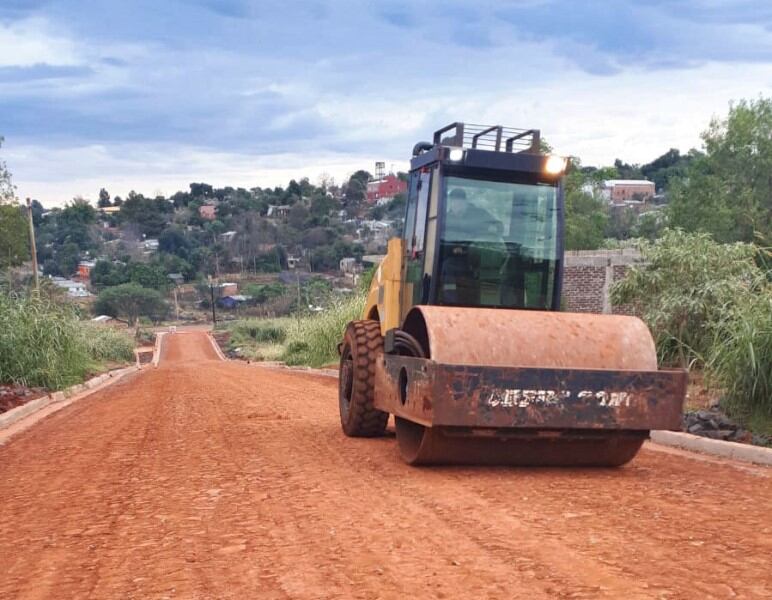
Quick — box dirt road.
[1,332,770,599]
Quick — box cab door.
[402,167,435,315]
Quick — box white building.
[50,277,90,298]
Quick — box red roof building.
[366,174,407,204]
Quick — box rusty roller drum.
[394,306,658,466]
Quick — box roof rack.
[432,122,541,154]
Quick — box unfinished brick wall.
[562,250,641,314]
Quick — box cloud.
[0,17,81,67]
[0,64,92,81]
[493,0,772,72]
[0,0,771,205]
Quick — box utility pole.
[208,275,217,326]
[296,270,302,329]
[26,198,39,294]
[173,285,180,321]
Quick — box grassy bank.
[218,294,365,368]
[612,230,772,434]
[0,293,135,389]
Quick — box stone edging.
[650,430,772,466]
[0,364,140,437]
[207,331,227,361]
[153,332,166,366]
[255,361,338,378]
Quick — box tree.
[288,204,309,229]
[46,241,80,277]
[158,227,191,257]
[93,283,168,325]
[0,203,29,268]
[118,191,173,237]
[49,198,98,257]
[310,193,336,218]
[128,262,168,290]
[343,170,371,207]
[668,97,772,245]
[189,183,213,198]
[0,136,16,203]
[90,260,129,289]
[639,148,700,192]
[613,159,643,180]
[29,199,45,227]
[563,162,608,250]
[0,138,31,269]
[97,188,111,208]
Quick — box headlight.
[544,155,567,175]
[448,147,464,161]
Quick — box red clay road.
[0,331,770,599]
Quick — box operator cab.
[403,122,567,312]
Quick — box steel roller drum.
[396,306,658,466]
[407,306,657,371]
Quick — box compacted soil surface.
[0,332,770,599]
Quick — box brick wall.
[562,249,641,314]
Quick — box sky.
[1,0,771,205]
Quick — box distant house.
[219,231,237,243]
[91,315,128,328]
[601,180,655,205]
[366,174,407,204]
[98,206,121,215]
[78,260,96,280]
[143,238,159,251]
[50,277,90,298]
[339,257,360,274]
[218,282,238,296]
[167,273,184,285]
[199,204,217,220]
[359,220,394,243]
[267,205,291,218]
[218,295,251,309]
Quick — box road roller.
[338,122,686,465]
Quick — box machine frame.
[343,122,687,465]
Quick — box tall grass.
[612,230,772,428]
[282,295,365,367]
[221,318,293,361]
[80,323,135,364]
[707,292,772,423]
[0,292,134,389]
[217,294,365,366]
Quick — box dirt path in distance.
[0,331,769,599]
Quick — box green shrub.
[612,229,771,426]
[93,283,168,325]
[611,229,762,366]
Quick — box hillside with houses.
[1,142,720,326]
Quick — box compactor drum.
[338,123,686,466]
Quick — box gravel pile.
[682,408,770,447]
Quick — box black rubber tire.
[338,320,389,437]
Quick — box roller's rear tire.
[339,320,389,437]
